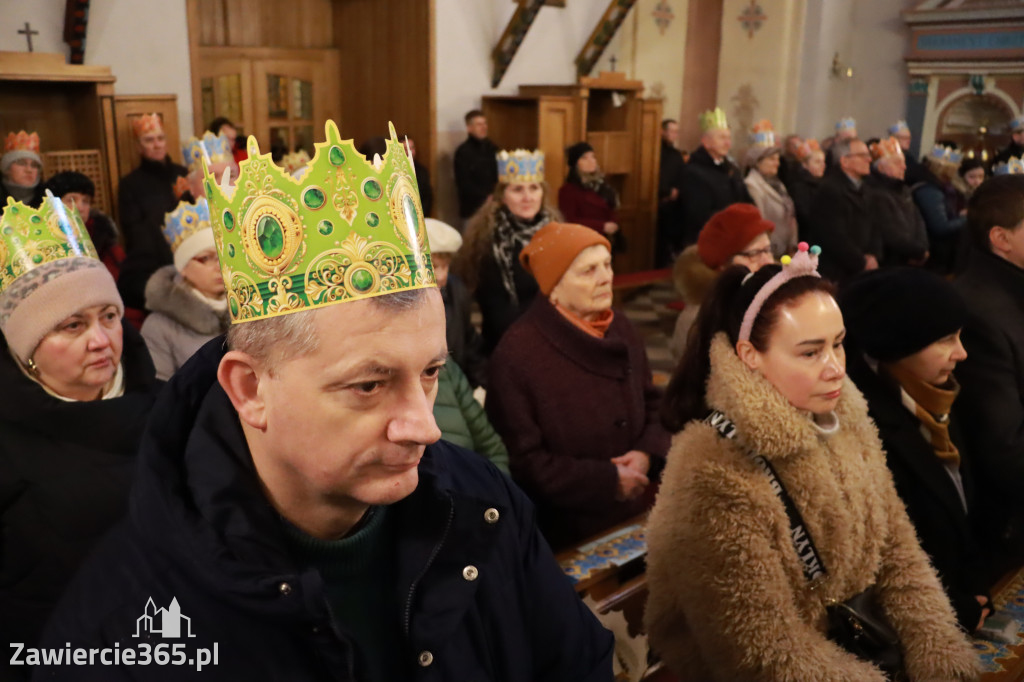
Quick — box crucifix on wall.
[18,22,39,52]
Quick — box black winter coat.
[993,141,1024,167]
[846,354,991,630]
[35,339,613,682]
[785,164,820,242]
[807,170,882,284]
[116,157,189,310]
[953,251,1024,561]
[865,170,929,266]
[679,146,752,246]
[454,136,499,219]
[0,182,45,209]
[0,322,159,670]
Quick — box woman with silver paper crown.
[0,193,160,665]
[458,148,560,353]
[645,244,980,681]
[141,198,230,380]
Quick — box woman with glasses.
[670,204,775,363]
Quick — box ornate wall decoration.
[652,1,675,35]
[738,0,767,40]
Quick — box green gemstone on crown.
[366,212,379,228]
[227,243,235,258]
[318,219,334,236]
[303,187,326,210]
[229,297,239,317]
[256,215,284,258]
[205,181,213,197]
[363,179,382,201]
[351,268,374,292]
[33,228,43,237]
[223,210,235,231]
[32,254,42,264]
[329,146,345,166]
[30,215,41,224]
[9,206,18,215]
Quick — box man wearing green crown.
[36,122,613,681]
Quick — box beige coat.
[645,335,979,681]
[669,245,719,363]
[745,169,798,259]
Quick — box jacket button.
[484,508,500,524]
[278,582,293,595]
[417,651,434,667]
[462,565,479,581]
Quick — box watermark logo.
[11,597,218,671]
[134,597,196,638]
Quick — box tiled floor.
[619,281,683,380]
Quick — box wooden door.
[537,97,581,197]
[252,59,327,161]
[195,57,254,140]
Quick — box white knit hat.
[425,218,463,255]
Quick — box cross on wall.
[18,22,39,52]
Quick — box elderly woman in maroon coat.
[558,142,620,239]
[486,222,670,550]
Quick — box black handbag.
[704,410,906,680]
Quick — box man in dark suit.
[953,174,1024,569]
[656,119,686,266]
[678,108,752,248]
[453,110,499,225]
[807,137,881,284]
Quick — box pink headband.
[738,242,821,343]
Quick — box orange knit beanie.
[519,222,611,295]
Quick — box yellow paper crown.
[699,107,729,132]
[0,192,99,296]
[496,149,545,184]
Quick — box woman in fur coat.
[141,198,229,379]
[645,245,979,681]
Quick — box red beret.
[697,203,774,269]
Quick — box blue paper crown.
[182,133,232,173]
[993,157,1024,176]
[751,130,776,147]
[929,145,963,166]
[161,198,211,252]
[835,117,857,133]
[888,120,909,135]
[496,149,545,184]
[1012,116,1024,133]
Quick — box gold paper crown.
[203,120,434,323]
[870,136,904,161]
[795,138,821,162]
[162,199,211,253]
[0,192,98,295]
[131,113,164,138]
[4,131,40,154]
[699,107,729,132]
[496,149,545,184]
[182,133,233,174]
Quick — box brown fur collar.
[704,333,877,460]
[672,245,718,305]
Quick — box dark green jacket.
[434,362,510,474]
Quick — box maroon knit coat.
[558,180,617,234]
[486,297,670,550]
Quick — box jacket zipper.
[403,492,455,637]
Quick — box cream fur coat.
[645,334,979,681]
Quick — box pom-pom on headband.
[738,242,821,343]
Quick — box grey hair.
[226,288,429,370]
[831,137,857,165]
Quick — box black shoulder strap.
[703,410,827,583]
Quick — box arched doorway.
[936,93,1014,164]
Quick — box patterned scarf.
[883,362,960,467]
[579,170,618,209]
[492,205,551,304]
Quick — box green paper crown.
[1,192,99,296]
[699,107,729,132]
[204,120,435,323]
